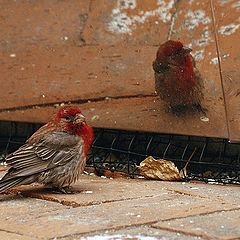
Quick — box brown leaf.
[139,148,197,181]
[139,156,182,181]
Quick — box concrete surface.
[0,173,239,240]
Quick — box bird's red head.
[153,40,196,91]
[55,106,94,154]
[156,40,184,61]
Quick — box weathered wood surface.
[0,0,239,141]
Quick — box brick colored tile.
[153,209,240,240]
[83,0,175,45]
[0,0,90,50]
[211,1,240,142]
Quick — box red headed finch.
[0,106,94,194]
[153,40,205,113]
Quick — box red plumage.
[0,106,93,194]
[153,40,204,113]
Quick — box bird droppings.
[9,53,16,58]
[210,57,219,65]
[218,23,240,35]
[108,0,175,34]
[184,9,211,30]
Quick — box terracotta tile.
[153,209,240,240]
[0,176,239,239]
[0,95,228,138]
[0,0,90,50]
[0,45,155,109]
[211,0,240,142]
[83,0,175,45]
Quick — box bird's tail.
[0,177,24,193]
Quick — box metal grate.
[0,121,239,184]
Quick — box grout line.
[21,191,172,208]
[160,207,240,222]
[210,0,230,139]
[0,94,156,113]
[51,221,159,240]
[151,225,213,240]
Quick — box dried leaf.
[139,156,182,181]
[139,148,197,181]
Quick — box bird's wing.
[2,131,83,180]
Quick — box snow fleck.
[91,115,100,121]
[200,116,209,122]
[218,23,240,35]
[190,187,199,190]
[9,53,16,58]
[192,50,204,61]
[222,53,230,59]
[82,190,93,194]
[210,57,218,65]
[108,0,174,33]
[194,27,211,47]
[62,36,68,41]
[42,94,46,98]
[184,10,211,30]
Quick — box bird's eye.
[64,115,74,122]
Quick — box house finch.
[153,40,205,113]
[0,106,94,194]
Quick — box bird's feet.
[49,186,76,194]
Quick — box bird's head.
[55,106,94,152]
[153,40,192,72]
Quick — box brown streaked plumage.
[0,106,93,194]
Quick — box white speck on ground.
[108,0,175,34]
[222,53,230,59]
[200,116,209,122]
[218,23,240,35]
[194,26,211,47]
[210,57,219,65]
[184,9,211,30]
[9,53,16,58]
[192,50,204,61]
[82,190,93,194]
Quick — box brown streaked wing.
[2,131,82,181]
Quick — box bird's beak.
[74,113,86,125]
[182,46,192,55]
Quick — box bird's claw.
[50,186,75,194]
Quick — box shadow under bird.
[153,40,205,113]
[0,106,93,194]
